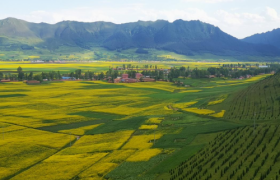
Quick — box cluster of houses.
[112,73,155,83]
[0,79,41,84]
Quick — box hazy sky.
[0,0,279,39]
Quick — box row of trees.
[166,65,279,81]
[0,67,108,82]
[117,64,158,70]
[2,64,279,83]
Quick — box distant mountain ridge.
[0,17,280,58]
[242,28,280,49]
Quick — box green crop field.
[167,125,280,180]
[224,73,280,123]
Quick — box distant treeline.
[167,64,280,80]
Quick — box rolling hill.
[1,17,280,60]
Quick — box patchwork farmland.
[0,61,279,180]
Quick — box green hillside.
[167,125,280,180]
[223,72,280,123]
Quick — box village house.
[246,75,252,78]
[26,80,41,84]
[142,78,155,82]
[0,79,11,82]
[123,78,138,83]
[122,74,129,79]
[259,65,269,68]
[114,78,121,83]
[136,73,143,79]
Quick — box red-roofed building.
[114,78,121,83]
[122,74,129,79]
[0,79,10,82]
[136,73,143,79]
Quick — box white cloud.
[215,8,280,38]
[25,8,116,24]
[217,10,265,26]
[266,7,279,20]
[182,0,234,3]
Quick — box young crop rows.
[225,73,280,121]
[169,125,280,180]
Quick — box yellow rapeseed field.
[78,162,118,180]
[122,134,163,150]
[211,110,226,118]
[126,148,162,162]
[208,99,226,105]
[0,81,179,127]
[58,124,103,135]
[146,118,162,124]
[179,90,202,93]
[101,150,136,163]
[182,108,215,115]
[28,56,40,59]
[0,128,75,179]
[0,122,26,133]
[245,74,271,82]
[11,153,108,180]
[117,81,185,92]
[139,125,158,130]
[62,130,134,153]
[173,101,198,109]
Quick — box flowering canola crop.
[126,148,162,162]
[183,108,215,115]
[122,134,163,150]
[139,125,158,130]
[211,110,226,118]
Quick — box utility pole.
[254,112,256,135]
[154,126,156,145]
[69,132,72,147]
[2,125,4,140]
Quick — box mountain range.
[0,17,280,60]
[242,28,280,49]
